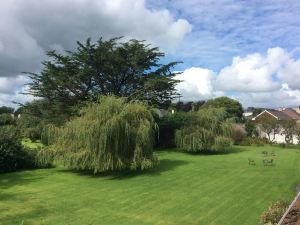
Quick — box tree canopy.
[26,37,181,122]
[40,96,158,173]
[175,108,233,153]
[202,97,243,121]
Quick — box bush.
[239,137,269,146]
[0,113,15,126]
[24,127,42,142]
[231,124,247,144]
[212,136,233,152]
[175,108,233,153]
[0,125,19,140]
[156,111,195,148]
[0,138,36,173]
[260,200,289,225]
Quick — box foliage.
[0,138,36,173]
[172,101,205,112]
[0,125,19,140]
[202,97,244,121]
[25,37,181,122]
[260,118,280,143]
[260,200,289,225]
[245,120,258,137]
[156,111,195,148]
[175,107,233,153]
[295,125,300,146]
[281,120,296,144]
[239,137,269,146]
[40,96,158,173]
[0,106,14,114]
[0,113,16,126]
[231,124,247,144]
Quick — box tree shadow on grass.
[0,171,44,190]
[57,159,189,180]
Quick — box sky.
[1,0,300,109]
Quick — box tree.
[295,125,300,147]
[26,37,181,122]
[260,118,280,143]
[281,120,296,144]
[173,101,205,112]
[39,96,158,173]
[156,111,195,148]
[245,120,258,137]
[175,108,233,153]
[0,106,14,114]
[202,97,243,121]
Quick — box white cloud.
[278,58,300,90]
[215,47,289,92]
[0,75,34,107]
[175,47,300,108]
[0,0,191,77]
[174,67,222,101]
[0,75,29,94]
[236,84,300,108]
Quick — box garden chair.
[263,159,274,166]
[270,150,276,156]
[261,151,268,157]
[248,158,256,166]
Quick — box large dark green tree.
[26,37,180,122]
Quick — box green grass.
[1,145,300,225]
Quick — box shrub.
[40,96,158,173]
[156,111,195,148]
[175,108,233,153]
[212,136,233,152]
[245,120,258,137]
[0,138,36,173]
[0,113,15,126]
[239,137,269,146]
[24,127,42,142]
[231,124,247,144]
[260,200,289,225]
[0,125,19,140]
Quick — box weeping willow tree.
[175,107,233,153]
[39,96,158,173]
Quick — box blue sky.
[147,0,300,71]
[0,0,300,108]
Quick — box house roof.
[252,108,300,121]
[281,108,300,120]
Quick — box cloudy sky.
[1,0,300,108]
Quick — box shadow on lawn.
[0,171,44,190]
[57,159,189,180]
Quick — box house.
[252,107,300,143]
[252,107,300,123]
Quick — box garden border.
[278,191,300,224]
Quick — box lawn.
[1,145,300,225]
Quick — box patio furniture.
[263,159,274,166]
[248,158,256,166]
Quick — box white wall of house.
[259,130,298,144]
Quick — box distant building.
[252,108,300,124]
[252,107,300,143]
